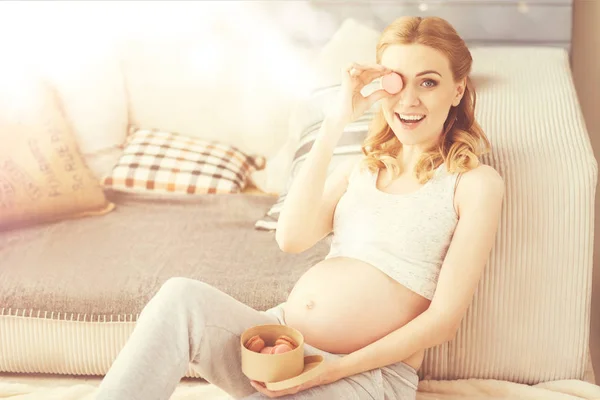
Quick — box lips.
[396,113,426,123]
[394,112,426,130]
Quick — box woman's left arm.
[333,165,505,379]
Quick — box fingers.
[344,62,390,78]
[365,88,392,107]
[337,62,396,120]
[250,380,296,398]
[345,62,394,88]
[346,62,390,73]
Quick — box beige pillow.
[102,128,266,196]
[0,72,114,230]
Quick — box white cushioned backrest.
[420,46,597,383]
[115,3,317,162]
[0,4,129,178]
[309,19,598,383]
[42,41,129,178]
[114,3,323,193]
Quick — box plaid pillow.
[254,82,380,231]
[103,128,265,195]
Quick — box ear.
[452,78,466,107]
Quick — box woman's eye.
[422,79,437,88]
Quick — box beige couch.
[0,2,598,397]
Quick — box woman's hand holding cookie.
[327,63,396,128]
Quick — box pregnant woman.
[97,16,504,400]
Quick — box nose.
[398,85,420,107]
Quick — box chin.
[390,122,421,137]
[390,126,439,147]
[391,134,420,146]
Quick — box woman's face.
[380,44,465,149]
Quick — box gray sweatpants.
[96,277,419,400]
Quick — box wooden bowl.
[240,324,326,390]
[240,324,305,383]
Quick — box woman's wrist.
[315,117,346,149]
[322,115,348,133]
[328,357,350,383]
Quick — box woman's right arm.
[275,62,395,253]
[275,118,355,253]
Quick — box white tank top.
[324,161,461,300]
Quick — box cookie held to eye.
[381,72,403,94]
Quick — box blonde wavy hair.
[361,16,491,183]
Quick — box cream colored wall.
[571,0,600,378]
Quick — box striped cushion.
[103,128,265,195]
[254,83,381,231]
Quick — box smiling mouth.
[395,113,426,124]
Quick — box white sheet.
[1,374,599,400]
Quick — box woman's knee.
[153,277,211,305]
[160,276,202,291]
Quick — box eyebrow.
[395,70,442,78]
[417,70,442,77]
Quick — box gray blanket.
[0,193,330,320]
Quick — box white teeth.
[398,113,425,121]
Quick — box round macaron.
[245,335,265,353]
[275,335,297,349]
[381,72,403,94]
[260,346,275,354]
[271,344,293,354]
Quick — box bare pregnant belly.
[283,257,431,371]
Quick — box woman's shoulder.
[460,164,503,186]
[455,164,504,215]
